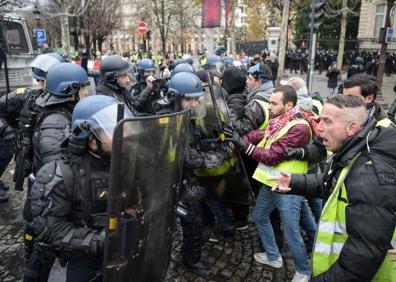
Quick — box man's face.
[343,86,374,104]
[143,71,155,78]
[246,74,260,90]
[117,73,131,87]
[268,91,287,118]
[317,104,350,152]
[181,97,200,110]
[78,86,89,99]
[97,129,113,154]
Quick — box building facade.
[358,0,396,51]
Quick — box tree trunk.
[60,14,71,57]
[337,0,348,70]
[277,0,291,81]
[230,0,236,55]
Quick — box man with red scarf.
[225,85,312,282]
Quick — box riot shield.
[205,81,254,206]
[103,110,190,282]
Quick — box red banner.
[202,0,221,28]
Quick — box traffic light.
[309,0,325,31]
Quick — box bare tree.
[0,0,26,15]
[37,0,93,56]
[325,0,360,68]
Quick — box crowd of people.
[0,49,395,282]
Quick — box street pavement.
[0,71,394,282]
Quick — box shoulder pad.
[16,88,27,95]
[35,161,58,184]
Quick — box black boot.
[184,261,213,277]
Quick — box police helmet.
[220,56,234,66]
[100,55,131,83]
[45,62,90,97]
[30,53,65,81]
[168,58,185,71]
[168,72,205,98]
[172,63,194,76]
[136,59,156,72]
[214,46,226,56]
[71,95,134,141]
[182,54,193,65]
[205,55,225,78]
[354,56,365,65]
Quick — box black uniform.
[96,82,135,111]
[24,92,75,282]
[130,82,161,115]
[27,152,109,282]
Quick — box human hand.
[223,125,246,151]
[283,147,306,160]
[268,172,292,193]
[146,75,155,91]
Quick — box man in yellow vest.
[284,73,394,163]
[225,85,312,282]
[271,95,396,281]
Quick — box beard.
[269,108,285,119]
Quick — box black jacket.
[290,120,396,281]
[96,82,135,111]
[29,152,109,258]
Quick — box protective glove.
[0,122,17,152]
[223,125,247,151]
[283,147,307,161]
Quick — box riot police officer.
[155,72,234,277]
[203,55,225,83]
[23,62,90,282]
[0,53,65,196]
[96,55,135,110]
[130,58,161,115]
[27,95,134,282]
[31,62,90,173]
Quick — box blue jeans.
[252,185,310,275]
[308,197,322,223]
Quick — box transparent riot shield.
[103,110,190,282]
[204,82,254,206]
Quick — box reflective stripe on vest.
[194,154,238,177]
[376,117,396,128]
[252,99,270,130]
[252,119,311,187]
[312,99,323,115]
[313,153,396,281]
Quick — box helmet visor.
[30,55,62,72]
[89,104,134,143]
[190,95,207,119]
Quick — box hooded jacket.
[231,81,274,135]
[222,66,248,117]
[290,119,396,281]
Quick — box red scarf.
[265,107,300,138]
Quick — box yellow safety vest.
[312,153,396,281]
[376,117,395,128]
[252,99,270,130]
[252,119,311,187]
